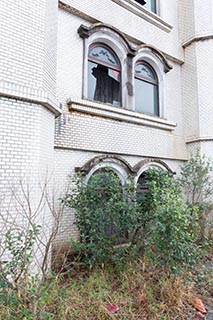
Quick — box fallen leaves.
[190,297,207,314]
[105,303,119,314]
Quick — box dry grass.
[41,258,213,320]
[1,258,213,319]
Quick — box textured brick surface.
[0,0,58,96]
[1,0,213,246]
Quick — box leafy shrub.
[63,169,147,266]
[179,150,213,205]
[179,151,213,244]
[145,169,202,274]
[64,157,213,273]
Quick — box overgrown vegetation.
[179,151,213,244]
[0,180,65,319]
[63,162,212,273]
[62,170,138,266]
[1,152,213,319]
[144,169,202,274]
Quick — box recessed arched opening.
[134,61,159,116]
[135,160,173,201]
[88,44,121,106]
[86,167,128,242]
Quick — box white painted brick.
[1,0,213,247]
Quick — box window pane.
[144,0,156,13]
[88,61,121,106]
[135,78,158,116]
[89,46,119,68]
[135,63,156,81]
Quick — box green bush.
[144,169,201,274]
[179,151,213,244]
[63,169,148,266]
[179,150,213,205]
[63,159,213,273]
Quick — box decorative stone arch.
[78,23,137,108]
[133,45,172,117]
[134,158,173,184]
[75,155,132,185]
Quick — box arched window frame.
[134,61,159,116]
[134,160,172,189]
[87,43,122,106]
[79,24,172,121]
[133,48,166,118]
[80,27,131,108]
[85,161,128,186]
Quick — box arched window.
[87,168,125,240]
[88,44,121,106]
[137,171,148,194]
[134,62,159,116]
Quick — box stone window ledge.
[111,0,173,33]
[67,98,176,132]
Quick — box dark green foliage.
[179,151,213,246]
[2,226,41,278]
[144,169,201,274]
[0,225,41,319]
[63,164,210,273]
[63,169,142,265]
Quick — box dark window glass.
[88,45,121,106]
[134,0,157,13]
[134,62,159,116]
[137,172,149,196]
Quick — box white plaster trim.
[182,33,213,48]
[135,161,168,183]
[133,48,166,118]
[85,161,128,185]
[67,97,176,131]
[111,0,173,33]
[0,80,61,117]
[81,28,132,109]
[186,137,213,144]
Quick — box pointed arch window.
[88,44,121,106]
[134,62,159,116]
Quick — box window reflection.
[144,0,157,13]
[88,45,121,106]
[134,62,159,116]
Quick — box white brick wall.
[60,0,183,60]
[55,6,187,160]
[0,97,56,269]
[1,0,213,249]
[55,111,186,159]
[0,0,58,97]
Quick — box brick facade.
[1,0,213,247]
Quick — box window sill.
[111,0,173,33]
[67,98,176,132]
